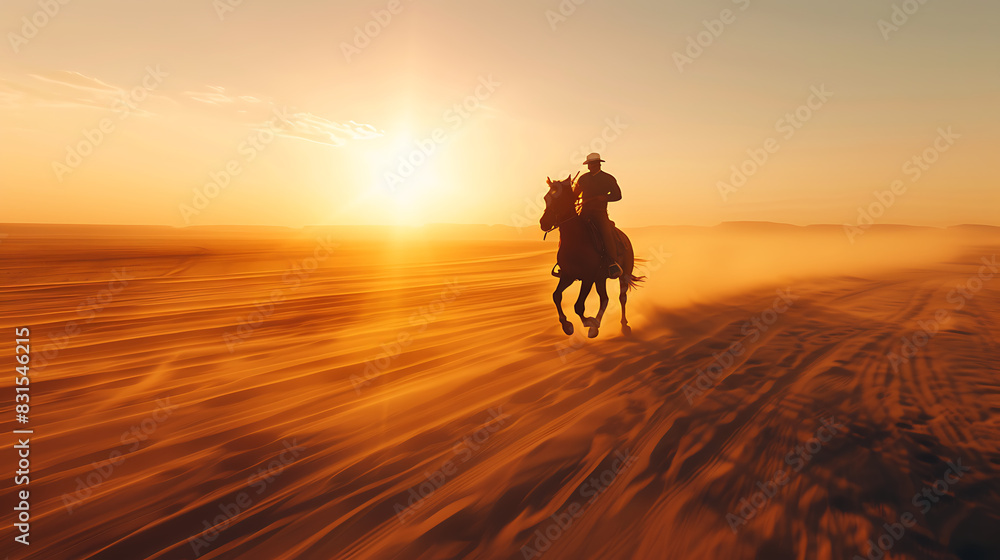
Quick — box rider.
[574,153,623,279]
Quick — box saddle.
[585,218,622,262]
[551,218,623,278]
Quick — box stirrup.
[608,263,623,279]
[551,264,562,278]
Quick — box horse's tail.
[612,231,644,291]
[625,273,645,292]
[624,254,645,292]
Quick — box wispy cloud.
[178,86,383,147]
[0,70,382,147]
[276,112,382,146]
[0,70,129,110]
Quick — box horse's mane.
[549,178,582,216]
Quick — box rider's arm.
[606,176,622,202]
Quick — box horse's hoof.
[561,321,574,336]
[622,325,632,337]
[583,317,597,328]
[588,326,599,339]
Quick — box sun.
[362,128,448,225]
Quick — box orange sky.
[1,0,998,228]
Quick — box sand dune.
[2,223,999,560]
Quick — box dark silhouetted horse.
[540,175,643,338]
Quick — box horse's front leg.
[574,280,596,338]
[553,276,575,336]
[593,280,610,330]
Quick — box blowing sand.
[1,222,999,560]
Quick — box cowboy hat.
[583,153,605,165]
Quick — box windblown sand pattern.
[1,223,999,560]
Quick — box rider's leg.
[601,219,619,264]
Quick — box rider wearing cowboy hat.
[574,153,623,279]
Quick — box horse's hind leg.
[619,277,632,336]
[575,280,597,338]
[553,276,575,336]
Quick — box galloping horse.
[540,175,643,338]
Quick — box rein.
[543,214,577,240]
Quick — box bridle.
[542,173,582,240]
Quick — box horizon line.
[2,220,1000,231]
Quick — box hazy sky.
[1,0,998,228]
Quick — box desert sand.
[1,222,999,560]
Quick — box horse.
[540,175,643,338]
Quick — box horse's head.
[540,175,577,232]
